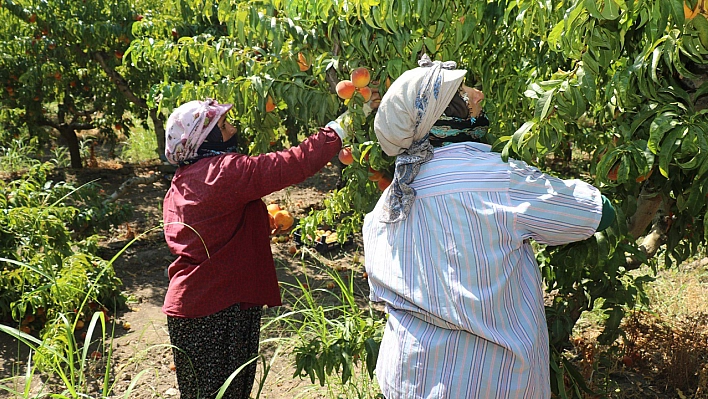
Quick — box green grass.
[119,122,159,163]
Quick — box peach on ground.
[267,203,281,215]
[273,210,294,230]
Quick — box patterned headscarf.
[373,55,467,223]
[165,98,233,165]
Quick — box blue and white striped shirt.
[364,142,602,399]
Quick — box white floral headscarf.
[164,99,233,165]
[374,55,467,223]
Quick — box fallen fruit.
[90,351,102,360]
[273,210,294,230]
[268,213,277,230]
[288,245,297,254]
[122,321,131,330]
[326,282,336,289]
[267,203,281,215]
[336,80,356,100]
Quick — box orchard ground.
[1,154,707,399]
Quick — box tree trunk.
[149,108,167,161]
[59,125,82,168]
[93,51,167,161]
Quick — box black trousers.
[167,303,263,399]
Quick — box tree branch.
[624,188,672,270]
[92,51,147,108]
[103,174,161,205]
[627,186,663,239]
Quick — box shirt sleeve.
[220,127,342,202]
[508,159,602,246]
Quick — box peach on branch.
[297,53,310,71]
[368,167,383,182]
[336,80,356,99]
[265,96,276,112]
[350,67,371,88]
[356,86,372,102]
[338,147,354,165]
[377,177,392,191]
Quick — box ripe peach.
[377,177,392,191]
[336,80,356,100]
[265,96,276,112]
[368,167,382,182]
[268,213,276,231]
[338,147,354,165]
[350,67,371,88]
[273,210,294,230]
[267,203,281,215]
[297,53,310,71]
[608,163,619,181]
[356,87,372,102]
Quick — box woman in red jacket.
[162,97,373,399]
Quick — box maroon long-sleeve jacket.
[162,128,342,318]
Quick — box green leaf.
[535,88,556,120]
[658,126,686,177]
[648,112,679,154]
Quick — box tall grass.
[0,138,40,174]
[119,122,158,163]
[276,254,384,399]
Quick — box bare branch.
[103,174,161,205]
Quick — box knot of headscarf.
[380,55,460,223]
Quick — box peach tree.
[119,0,708,395]
[0,0,166,168]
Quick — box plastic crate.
[292,230,353,254]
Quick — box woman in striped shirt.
[363,55,615,399]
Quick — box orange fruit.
[368,167,383,182]
[265,96,276,112]
[608,163,620,181]
[377,177,392,191]
[356,86,372,102]
[267,203,281,215]
[273,210,294,230]
[268,213,276,231]
[336,80,356,100]
[635,168,653,183]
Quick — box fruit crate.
[293,229,353,254]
